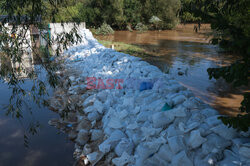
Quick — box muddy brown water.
[97,24,249,116]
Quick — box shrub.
[95,23,114,35]
[126,24,133,32]
[149,16,162,30]
[149,16,161,24]
[135,23,148,32]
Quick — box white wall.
[49,22,86,51]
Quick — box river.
[0,62,75,165]
[96,24,249,116]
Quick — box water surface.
[0,63,75,166]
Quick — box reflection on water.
[97,26,249,116]
[0,53,74,166]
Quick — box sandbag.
[171,150,193,166]
[167,136,185,154]
[187,130,207,149]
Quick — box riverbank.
[49,29,250,166]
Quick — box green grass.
[98,40,152,58]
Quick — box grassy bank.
[98,40,153,59]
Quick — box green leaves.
[240,93,250,113]
[219,113,250,132]
[94,22,114,35]
[207,61,249,87]
[206,0,250,132]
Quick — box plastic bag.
[139,82,153,91]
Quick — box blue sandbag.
[139,82,153,91]
[49,56,55,61]
[73,58,82,62]
[67,124,73,128]
[161,103,171,112]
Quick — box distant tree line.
[45,0,181,30]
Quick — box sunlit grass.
[97,40,152,59]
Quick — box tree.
[123,0,142,27]
[0,0,82,143]
[207,0,250,131]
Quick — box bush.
[95,23,114,35]
[126,24,133,32]
[180,12,201,23]
[135,23,148,32]
[149,16,162,30]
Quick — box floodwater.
[97,24,249,116]
[0,62,75,165]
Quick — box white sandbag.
[69,76,75,82]
[232,138,250,148]
[146,99,166,112]
[84,105,96,114]
[218,150,241,166]
[76,118,91,131]
[75,129,89,146]
[99,140,111,153]
[96,90,108,102]
[184,122,200,133]
[171,150,193,166]
[118,110,128,119]
[108,117,124,129]
[91,129,104,141]
[104,126,115,136]
[131,106,141,115]
[127,123,139,130]
[193,152,212,166]
[143,153,169,166]
[136,111,152,123]
[123,97,135,108]
[172,95,187,106]
[187,130,207,149]
[167,135,185,154]
[83,144,92,154]
[112,152,135,166]
[99,130,126,153]
[141,126,162,139]
[167,124,184,137]
[114,138,134,156]
[87,111,101,121]
[87,151,105,165]
[153,79,166,91]
[182,97,204,110]
[152,111,175,128]
[144,137,166,151]
[135,143,159,162]
[167,106,187,118]
[200,108,219,118]
[203,151,224,165]
[157,144,174,162]
[83,95,97,107]
[198,123,213,137]
[210,124,238,140]
[93,99,104,114]
[202,133,231,156]
[179,90,194,98]
[239,143,250,159]
[204,115,221,127]
[187,112,206,124]
[165,84,184,93]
